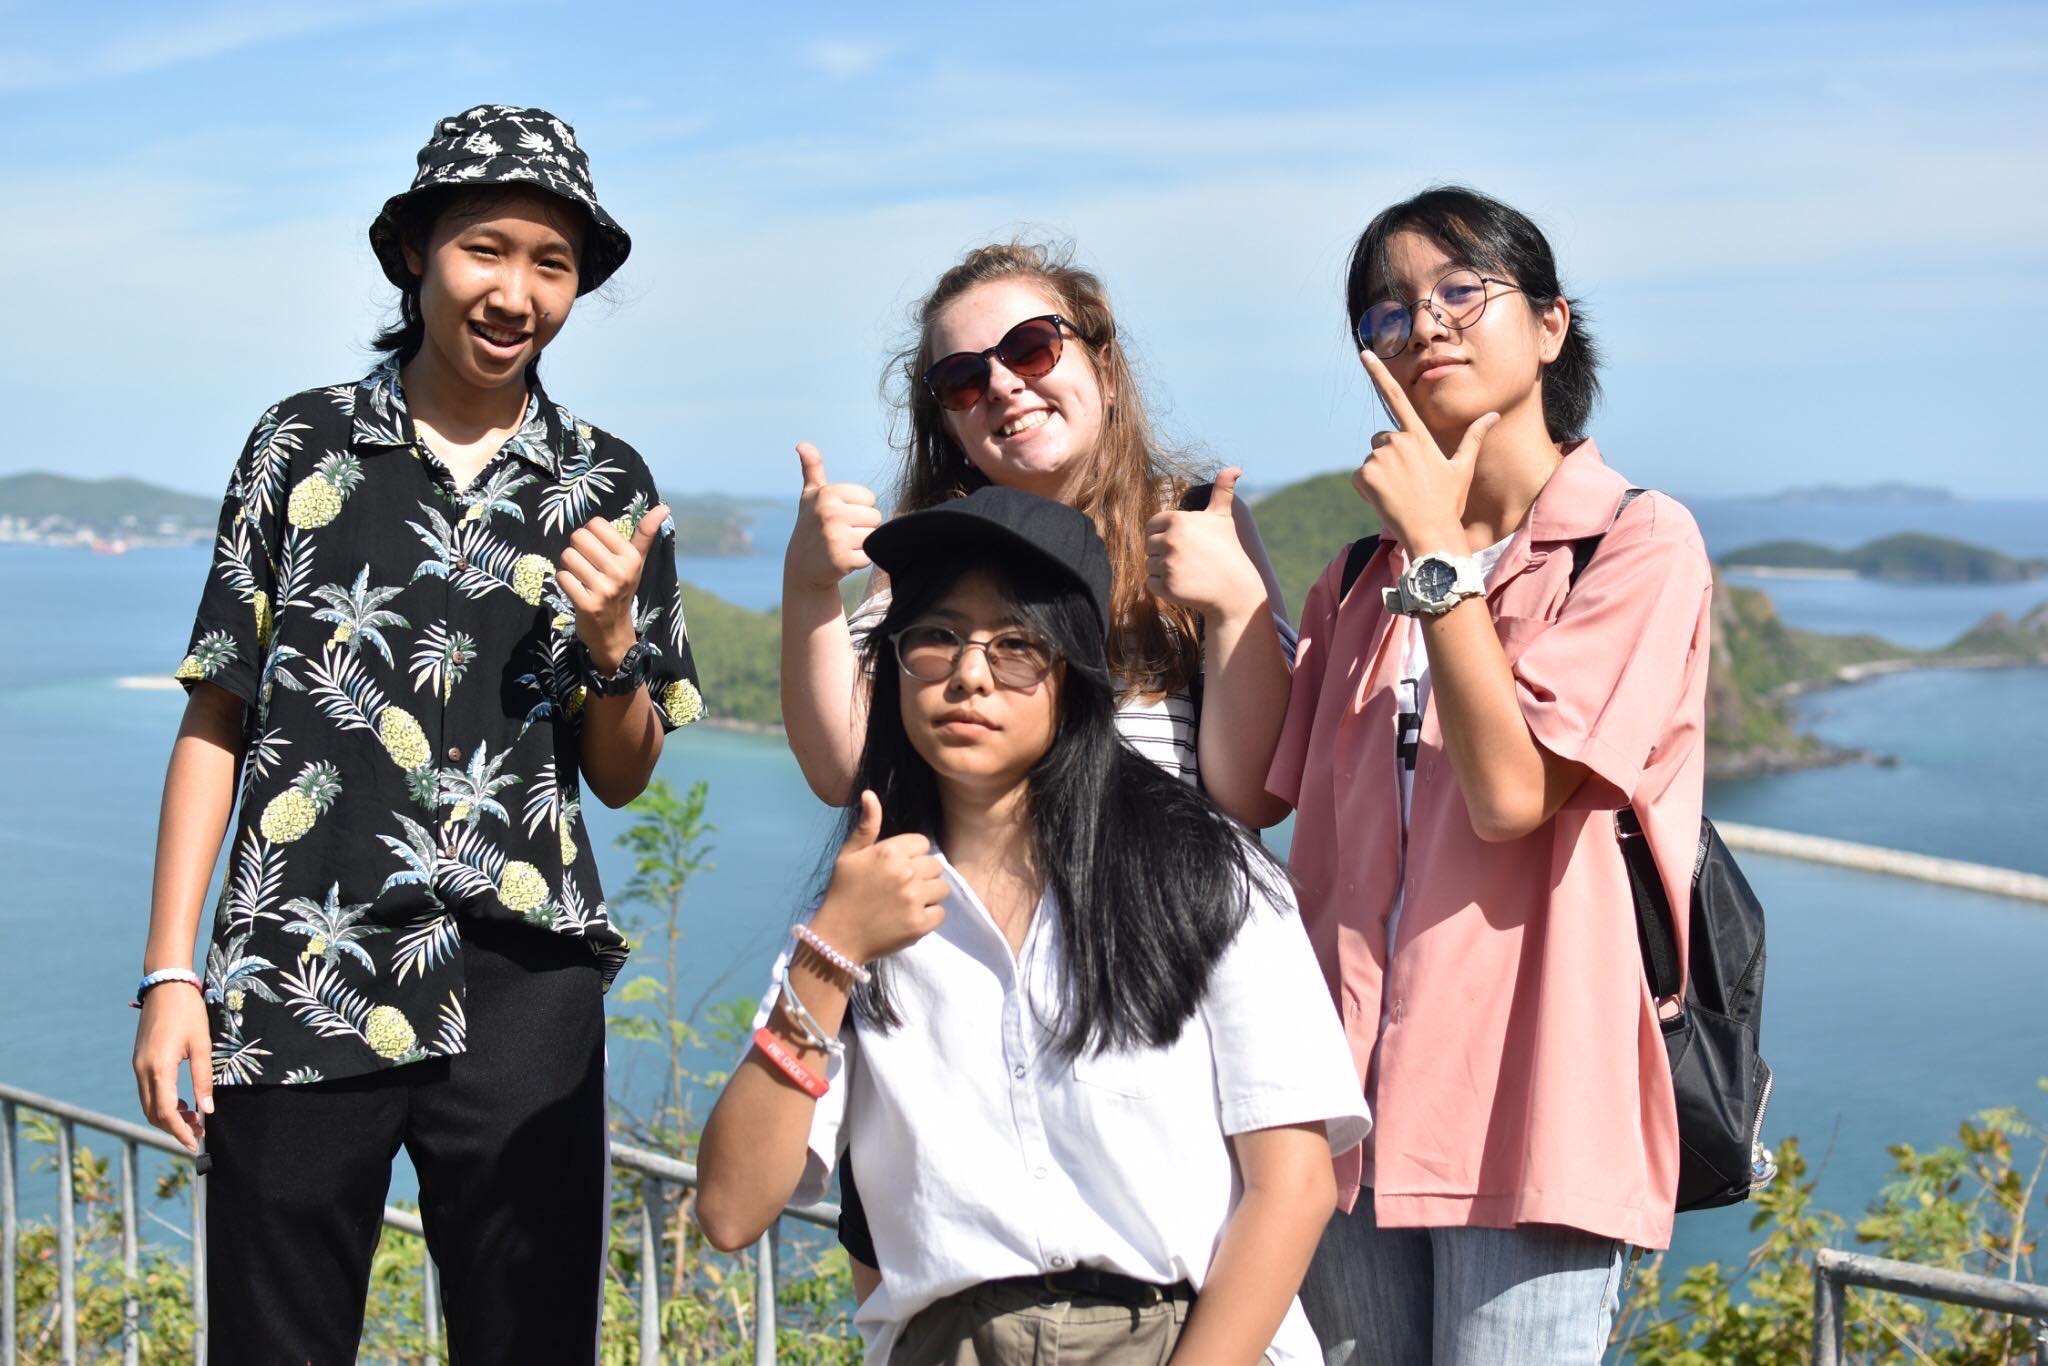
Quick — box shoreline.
[1711,652,2046,780]
[1770,651,2048,701]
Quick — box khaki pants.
[892,1279,1191,1365]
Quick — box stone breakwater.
[1718,822,2048,905]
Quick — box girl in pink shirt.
[1254,186,1714,1363]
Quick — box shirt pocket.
[1071,1044,1158,1099]
[1492,614,1555,665]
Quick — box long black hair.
[843,544,1283,1060]
[1345,185,1602,442]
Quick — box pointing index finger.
[1360,350,1426,435]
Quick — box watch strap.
[583,640,651,695]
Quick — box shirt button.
[1012,1064,1026,1079]
[1034,1166,1048,1180]
[453,555,471,571]
[446,745,463,762]
[1050,1255,1068,1268]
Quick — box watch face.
[1414,558,1458,600]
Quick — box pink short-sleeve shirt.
[1266,440,1712,1251]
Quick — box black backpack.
[1336,492,1775,1212]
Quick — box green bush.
[1615,1082,2046,1363]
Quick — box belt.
[986,1267,1195,1309]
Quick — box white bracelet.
[134,968,204,1008]
[791,924,871,985]
[777,975,845,1058]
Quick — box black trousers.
[204,922,608,1365]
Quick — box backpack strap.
[1566,487,1647,589]
[1617,807,1683,999]
[1579,488,1681,998]
[1177,482,1215,734]
[1339,535,1384,600]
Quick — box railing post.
[639,1176,663,1364]
[56,1118,77,1366]
[753,1224,778,1366]
[3,1100,17,1363]
[1812,1250,1846,1366]
[191,1158,207,1366]
[121,1139,140,1366]
[422,1244,440,1354]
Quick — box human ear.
[400,237,426,280]
[1537,296,1570,366]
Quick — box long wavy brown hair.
[884,240,1202,698]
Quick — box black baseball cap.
[864,486,1113,640]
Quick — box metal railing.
[1811,1246,2048,1365]
[0,1081,839,1365]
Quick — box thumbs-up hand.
[786,442,882,593]
[810,791,949,965]
[1144,467,1265,620]
[560,501,671,670]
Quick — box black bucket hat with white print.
[369,103,631,295]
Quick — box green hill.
[679,583,780,726]
[0,472,217,526]
[1248,471,1379,617]
[1721,532,2046,583]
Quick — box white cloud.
[802,38,894,80]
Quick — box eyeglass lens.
[923,316,1066,412]
[1357,269,1492,358]
[895,625,1054,687]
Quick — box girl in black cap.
[698,488,1366,1364]
[130,104,699,1362]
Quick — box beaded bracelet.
[777,976,845,1058]
[752,1026,828,1098]
[791,924,871,985]
[131,968,204,1010]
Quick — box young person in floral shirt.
[129,105,702,1362]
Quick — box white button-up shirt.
[757,852,1370,1364]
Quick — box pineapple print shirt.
[173,357,704,1087]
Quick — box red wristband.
[753,1026,828,1098]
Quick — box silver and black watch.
[1382,552,1485,617]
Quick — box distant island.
[1743,481,1959,506]
[1720,532,2047,583]
[0,471,760,557]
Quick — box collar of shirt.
[346,355,567,478]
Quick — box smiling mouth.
[998,411,1050,438]
[469,321,530,350]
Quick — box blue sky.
[4,0,2045,502]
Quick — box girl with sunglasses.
[1248,186,1714,1362]
[698,488,1367,1363]
[781,238,1295,814]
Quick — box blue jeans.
[1300,1191,1625,1364]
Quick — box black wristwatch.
[584,640,653,696]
